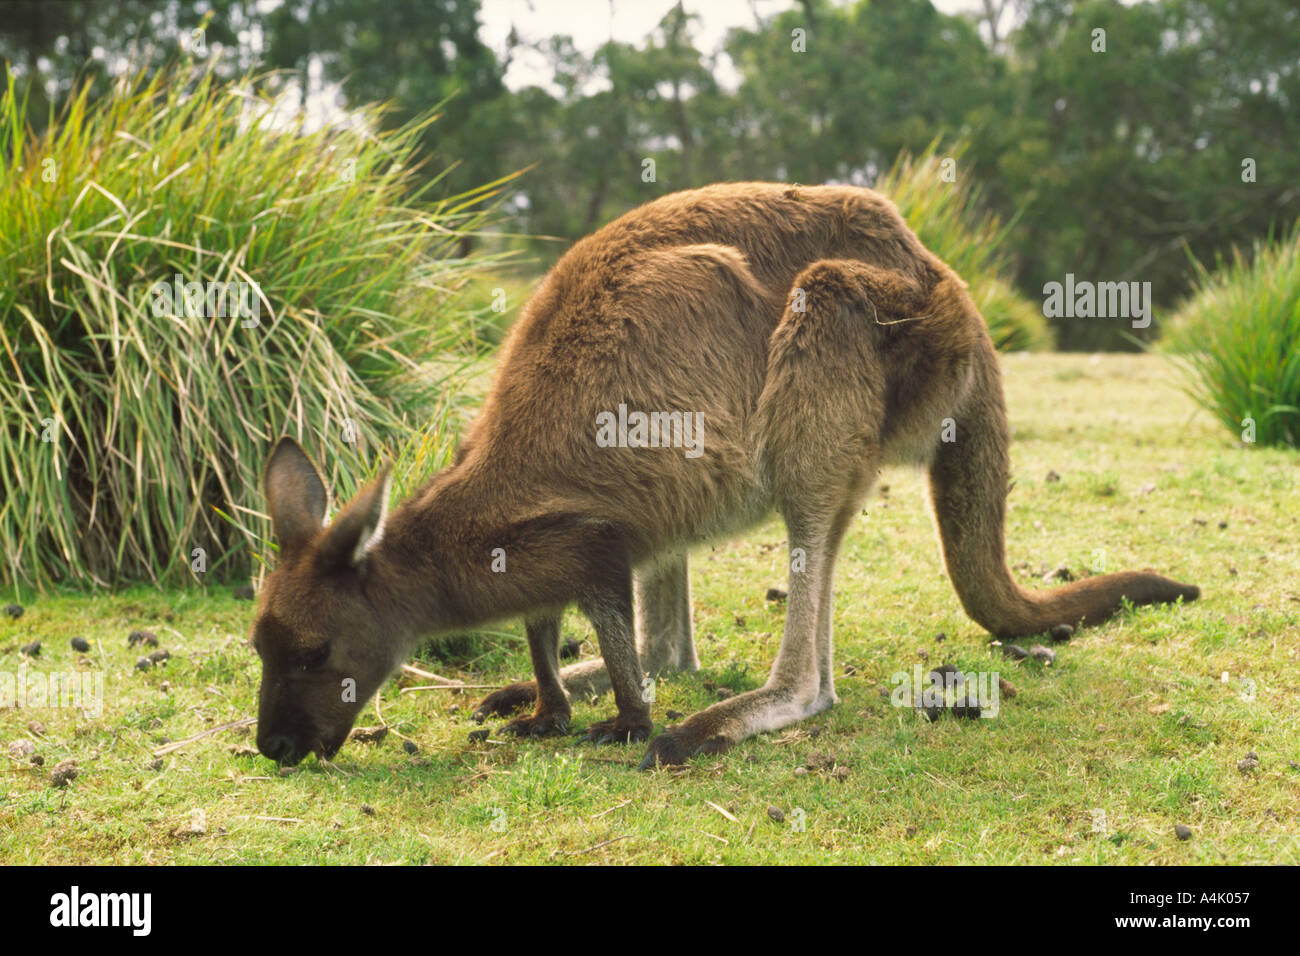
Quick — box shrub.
[969,276,1055,353]
[0,65,505,588]
[1165,226,1300,448]
[876,144,1053,351]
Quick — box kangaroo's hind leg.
[635,550,698,675]
[640,259,922,768]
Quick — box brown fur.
[252,182,1199,767]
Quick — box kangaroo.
[251,182,1199,768]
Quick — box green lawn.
[2,352,1297,865]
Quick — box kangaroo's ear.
[264,438,329,556]
[318,466,392,571]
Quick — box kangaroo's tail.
[927,305,1199,639]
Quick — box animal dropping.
[49,758,78,788]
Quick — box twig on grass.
[151,716,256,756]
[400,684,499,694]
[590,799,633,820]
[400,663,463,685]
[235,815,305,824]
[706,800,739,823]
[560,834,633,858]
[372,692,414,749]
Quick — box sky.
[478,0,997,93]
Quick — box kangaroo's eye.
[299,644,331,671]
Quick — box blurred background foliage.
[0,64,500,587]
[3,0,1298,350]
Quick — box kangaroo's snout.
[258,732,305,765]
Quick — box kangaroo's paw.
[473,682,537,723]
[638,686,823,770]
[501,709,571,737]
[574,714,653,745]
[638,723,734,769]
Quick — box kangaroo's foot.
[473,614,589,724]
[473,682,536,722]
[501,708,571,737]
[637,723,732,767]
[575,713,654,745]
[472,656,616,723]
[639,685,833,769]
[570,542,653,746]
[472,553,696,728]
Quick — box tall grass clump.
[0,64,508,589]
[877,143,1053,352]
[1165,226,1300,448]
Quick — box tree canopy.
[3,0,1296,348]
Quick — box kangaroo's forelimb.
[472,552,697,721]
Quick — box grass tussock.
[0,64,509,589]
[1165,225,1300,449]
[878,144,1053,352]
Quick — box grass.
[1165,224,1300,449]
[2,352,1298,864]
[445,270,538,352]
[0,64,506,588]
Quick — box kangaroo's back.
[551,181,938,302]
[457,184,952,541]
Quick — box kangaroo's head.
[252,438,397,765]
